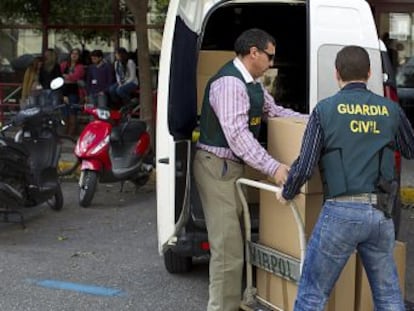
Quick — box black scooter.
[0,77,65,226]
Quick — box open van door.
[156,0,179,256]
[308,0,383,113]
[156,0,217,257]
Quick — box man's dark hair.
[335,45,370,81]
[90,49,103,58]
[234,28,276,56]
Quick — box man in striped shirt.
[193,28,305,311]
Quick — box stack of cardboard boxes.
[254,117,406,311]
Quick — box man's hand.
[273,164,289,186]
[276,188,288,205]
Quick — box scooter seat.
[110,120,146,143]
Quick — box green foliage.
[0,0,115,46]
[0,0,167,50]
[150,0,169,24]
[0,0,41,24]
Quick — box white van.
[156,0,385,274]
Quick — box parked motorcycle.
[74,101,153,207]
[0,77,66,226]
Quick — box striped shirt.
[282,99,414,200]
[197,57,305,177]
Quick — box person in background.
[21,56,43,107]
[60,47,85,136]
[277,45,414,311]
[39,48,62,107]
[86,49,114,108]
[108,47,138,106]
[382,32,399,70]
[193,28,305,311]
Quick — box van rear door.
[156,0,218,254]
[308,0,383,112]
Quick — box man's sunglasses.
[260,49,275,62]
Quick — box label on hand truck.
[247,241,301,283]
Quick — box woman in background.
[60,48,85,136]
[108,47,138,106]
[39,48,62,107]
[21,56,43,107]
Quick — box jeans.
[294,200,404,311]
[33,89,61,108]
[109,82,137,103]
[62,93,80,117]
[87,93,108,108]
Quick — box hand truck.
[235,178,306,311]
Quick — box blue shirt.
[86,60,114,94]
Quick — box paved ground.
[4,156,411,310]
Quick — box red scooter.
[74,102,152,207]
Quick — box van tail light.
[384,84,399,103]
[383,84,402,178]
[200,241,210,251]
[395,151,401,177]
[135,132,150,155]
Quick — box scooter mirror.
[50,77,64,90]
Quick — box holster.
[375,177,398,218]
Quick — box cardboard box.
[196,50,235,114]
[267,117,323,194]
[259,183,323,258]
[354,241,406,311]
[256,252,356,311]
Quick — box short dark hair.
[90,49,103,58]
[116,47,128,55]
[335,45,370,81]
[234,28,276,56]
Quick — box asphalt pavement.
[0,178,209,311]
[0,159,412,310]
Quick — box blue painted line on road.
[28,279,126,297]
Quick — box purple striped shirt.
[197,58,305,177]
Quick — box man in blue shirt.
[86,49,114,108]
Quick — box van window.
[317,45,384,101]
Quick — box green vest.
[199,61,264,148]
[318,84,399,198]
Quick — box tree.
[124,0,154,148]
[0,0,169,149]
[0,0,114,48]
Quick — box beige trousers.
[193,150,244,311]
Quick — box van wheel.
[164,249,192,273]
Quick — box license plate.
[247,241,301,283]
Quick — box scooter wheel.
[79,170,98,208]
[50,185,64,211]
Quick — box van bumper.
[170,230,259,258]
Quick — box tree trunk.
[125,0,155,149]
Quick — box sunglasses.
[259,49,275,62]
